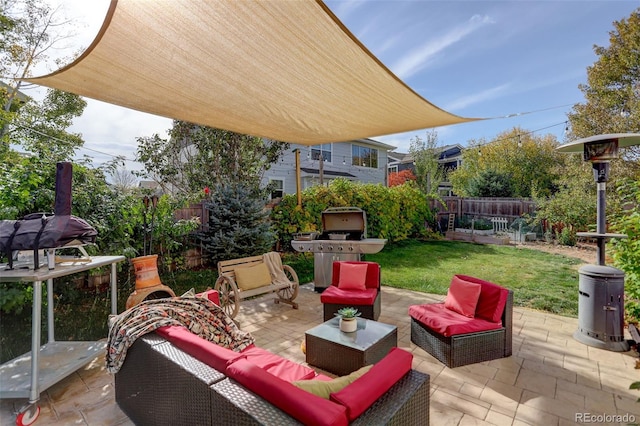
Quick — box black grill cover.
[0,162,98,268]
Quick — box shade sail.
[25,0,478,145]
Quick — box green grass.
[366,240,584,317]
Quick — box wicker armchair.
[409,275,513,368]
[320,261,381,321]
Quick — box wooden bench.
[214,252,299,319]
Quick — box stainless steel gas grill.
[291,207,387,292]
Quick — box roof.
[24,0,479,146]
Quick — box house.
[387,144,463,196]
[263,138,396,199]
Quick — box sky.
[33,0,640,172]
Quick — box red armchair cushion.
[320,286,378,305]
[455,275,509,323]
[155,325,246,373]
[226,359,348,426]
[409,303,503,337]
[329,347,412,421]
[337,262,368,290]
[444,275,482,317]
[241,346,317,381]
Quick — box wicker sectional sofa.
[115,326,430,425]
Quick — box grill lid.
[320,207,366,240]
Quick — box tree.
[449,127,563,198]
[468,169,515,197]
[388,169,416,187]
[136,121,289,198]
[1,0,78,145]
[566,8,640,194]
[532,155,596,232]
[408,130,443,199]
[199,182,276,264]
[567,9,640,143]
[109,163,139,192]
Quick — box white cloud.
[444,83,511,111]
[392,14,495,80]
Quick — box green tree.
[408,130,443,199]
[199,182,276,264]
[567,9,640,146]
[1,0,78,145]
[532,155,596,232]
[450,127,562,198]
[136,121,289,197]
[468,169,515,197]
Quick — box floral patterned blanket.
[106,297,255,373]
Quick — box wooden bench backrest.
[217,255,264,278]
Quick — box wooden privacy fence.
[174,202,209,232]
[431,197,536,227]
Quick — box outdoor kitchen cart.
[0,255,124,426]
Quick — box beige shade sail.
[25,0,479,145]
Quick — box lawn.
[365,239,584,317]
[0,239,585,363]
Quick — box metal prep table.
[0,255,125,423]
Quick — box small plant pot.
[339,317,357,333]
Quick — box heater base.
[573,330,629,352]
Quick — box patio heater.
[557,133,640,352]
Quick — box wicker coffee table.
[305,317,397,376]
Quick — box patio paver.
[1,283,638,425]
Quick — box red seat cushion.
[320,286,378,305]
[226,359,348,426]
[444,275,482,317]
[454,275,509,322]
[241,346,317,381]
[408,303,503,337]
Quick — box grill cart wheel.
[16,404,39,426]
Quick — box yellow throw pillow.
[234,262,272,291]
[291,365,373,399]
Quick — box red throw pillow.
[337,263,367,290]
[444,275,482,318]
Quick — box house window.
[352,145,378,168]
[311,144,332,163]
[269,178,284,199]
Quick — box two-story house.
[387,143,464,196]
[263,138,396,199]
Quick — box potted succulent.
[335,307,361,332]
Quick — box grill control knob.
[328,245,333,251]
[318,244,323,251]
[338,246,343,251]
[348,246,354,251]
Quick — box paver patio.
[1,283,638,425]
